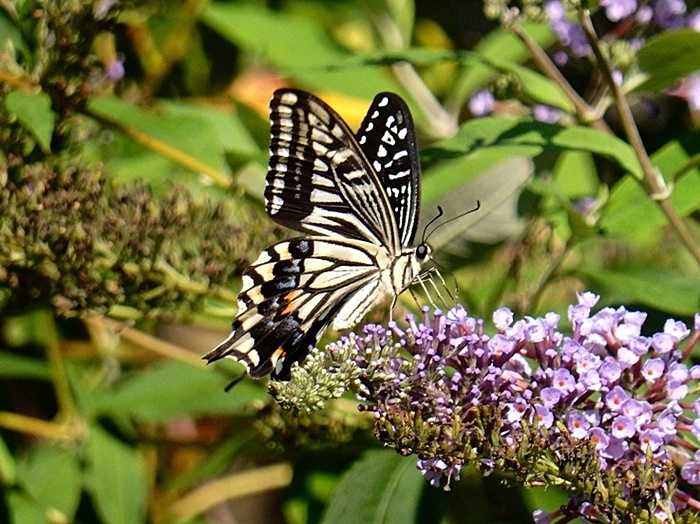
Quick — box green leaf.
[16,446,82,521]
[0,351,50,380]
[0,11,27,55]
[577,268,700,316]
[321,450,423,524]
[0,435,16,486]
[159,101,260,158]
[4,90,55,152]
[93,361,264,422]
[553,151,598,198]
[5,492,45,524]
[422,117,639,203]
[200,3,398,99]
[636,30,700,93]
[330,48,573,112]
[88,96,230,180]
[601,133,700,240]
[85,425,148,524]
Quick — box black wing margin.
[356,92,421,247]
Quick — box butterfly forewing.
[356,93,421,247]
[266,89,400,253]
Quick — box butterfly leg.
[424,268,450,310]
[388,294,397,323]
[415,273,439,310]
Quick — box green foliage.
[1,0,699,522]
[321,450,424,524]
[636,30,700,93]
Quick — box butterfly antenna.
[421,206,445,244]
[425,200,481,241]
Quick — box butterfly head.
[415,242,431,263]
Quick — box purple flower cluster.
[351,293,700,521]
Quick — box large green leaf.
[92,361,264,422]
[422,117,639,203]
[330,48,573,112]
[88,96,230,180]
[321,450,423,524]
[16,446,82,521]
[0,352,50,380]
[85,425,148,524]
[201,3,397,99]
[0,434,15,486]
[636,30,700,93]
[577,268,700,316]
[4,90,55,152]
[601,133,700,240]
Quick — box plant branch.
[83,107,232,189]
[97,316,205,368]
[165,463,293,522]
[0,411,75,440]
[510,23,610,133]
[578,9,700,266]
[40,312,77,419]
[372,13,457,139]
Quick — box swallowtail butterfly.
[205,89,433,380]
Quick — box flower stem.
[40,312,77,419]
[0,411,74,440]
[510,23,610,134]
[97,316,205,368]
[164,463,293,523]
[578,9,700,266]
[83,107,232,189]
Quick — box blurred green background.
[1,0,699,522]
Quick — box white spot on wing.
[280,92,298,105]
[373,160,382,171]
[398,128,408,139]
[371,110,379,119]
[378,97,389,107]
[377,145,387,158]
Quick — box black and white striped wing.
[203,238,384,380]
[266,89,400,253]
[356,92,421,247]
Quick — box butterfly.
[205,88,440,381]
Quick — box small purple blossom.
[493,307,513,330]
[567,411,590,439]
[665,319,690,341]
[652,332,676,353]
[682,461,700,484]
[601,0,638,22]
[469,90,495,116]
[642,358,665,381]
[105,59,125,81]
[654,0,687,28]
[605,386,630,411]
[533,104,562,123]
[588,427,610,451]
[690,9,700,31]
[611,415,636,439]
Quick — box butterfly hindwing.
[204,237,382,379]
[356,92,421,247]
[266,89,400,253]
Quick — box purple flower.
[657,409,677,436]
[611,415,636,439]
[654,0,687,28]
[639,430,664,452]
[665,319,690,341]
[589,427,610,451]
[550,20,591,57]
[652,332,676,354]
[535,405,554,429]
[601,0,638,22]
[105,59,125,81]
[602,438,628,460]
[552,368,576,394]
[696,312,700,331]
[469,90,495,116]
[567,411,590,439]
[668,362,689,382]
[533,105,562,123]
[544,0,565,21]
[666,380,688,400]
[637,5,654,23]
[682,461,700,484]
[493,307,513,330]
[689,9,700,30]
[604,387,629,413]
[578,292,600,308]
[540,387,562,407]
[599,357,622,383]
[642,358,665,382]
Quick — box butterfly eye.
[416,244,429,261]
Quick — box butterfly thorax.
[385,246,430,297]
